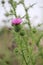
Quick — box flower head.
[12,18,22,25]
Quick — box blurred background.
[0,0,43,28]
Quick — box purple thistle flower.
[12,18,22,25]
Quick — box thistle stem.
[20,37,28,65]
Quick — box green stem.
[21,49,28,65]
[20,37,28,65]
[22,37,29,52]
[36,34,43,47]
[9,0,17,17]
[22,3,32,30]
